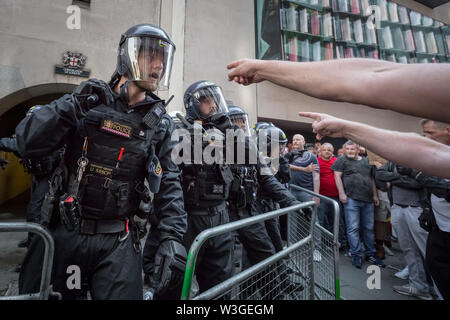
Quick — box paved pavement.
[0,205,424,300]
[339,243,417,300]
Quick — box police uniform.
[258,154,291,252]
[0,137,63,245]
[16,24,187,300]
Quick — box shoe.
[352,255,362,269]
[383,245,394,256]
[313,250,322,262]
[392,284,433,300]
[384,240,392,248]
[366,255,386,268]
[18,238,30,248]
[394,266,409,280]
[376,244,385,260]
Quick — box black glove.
[0,159,8,170]
[396,165,419,178]
[418,207,433,232]
[150,238,187,300]
[73,79,115,114]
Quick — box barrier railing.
[0,222,58,300]
[289,184,341,300]
[181,201,317,300]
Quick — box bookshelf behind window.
[262,0,449,63]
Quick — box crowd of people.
[228,58,449,301]
[0,23,448,302]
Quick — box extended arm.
[227,59,450,123]
[300,112,450,179]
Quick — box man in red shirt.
[317,143,348,251]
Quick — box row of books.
[413,30,446,54]
[293,0,331,7]
[331,0,370,15]
[378,26,415,51]
[284,36,334,61]
[281,6,324,36]
[378,1,410,24]
[410,11,444,27]
[335,44,378,59]
[334,17,377,44]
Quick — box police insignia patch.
[100,120,132,138]
[89,163,113,178]
[155,161,162,176]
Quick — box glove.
[73,79,115,114]
[150,238,187,300]
[418,207,433,232]
[0,159,8,170]
[396,165,419,178]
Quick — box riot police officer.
[253,122,290,252]
[227,106,303,298]
[16,24,187,300]
[0,136,63,248]
[160,80,235,295]
[227,107,277,266]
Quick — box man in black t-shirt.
[331,141,384,269]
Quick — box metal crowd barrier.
[181,201,317,300]
[0,222,58,300]
[289,184,341,300]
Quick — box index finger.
[227,60,241,70]
[298,112,323,121]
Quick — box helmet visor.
[229,113,250,136]
[192,86,229,119]
[120,36,175,90]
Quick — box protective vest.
[229,164,258,210]
[177,119,233,209]
[65,102,160,220]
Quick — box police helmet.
[228,105,251,136]
[183,81,229,120]
[114,24,176,90]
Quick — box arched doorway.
[0,83,76,217]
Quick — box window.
[72,0,91,9]
[255,0,450,63]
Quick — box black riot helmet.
[183,81,229,120]
[112,24,176,91]
[228,105,251,136]
[253,122,288,156]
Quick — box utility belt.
[80,218,127,235]
[188,202,227,216]
[21,155,61,176]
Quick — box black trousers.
[426,226,450,300]
[259,200,284,253]
[19,223,142,300]
[182,204,234,294]
[229,206,277,263]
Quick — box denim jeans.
[344,197,376,258]
[317,196,347,248]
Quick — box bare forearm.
[334,174,346,196]
[290,164,304,172]
[256,59,450,122]
[343,122,450,179]
[313,173,320,194]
